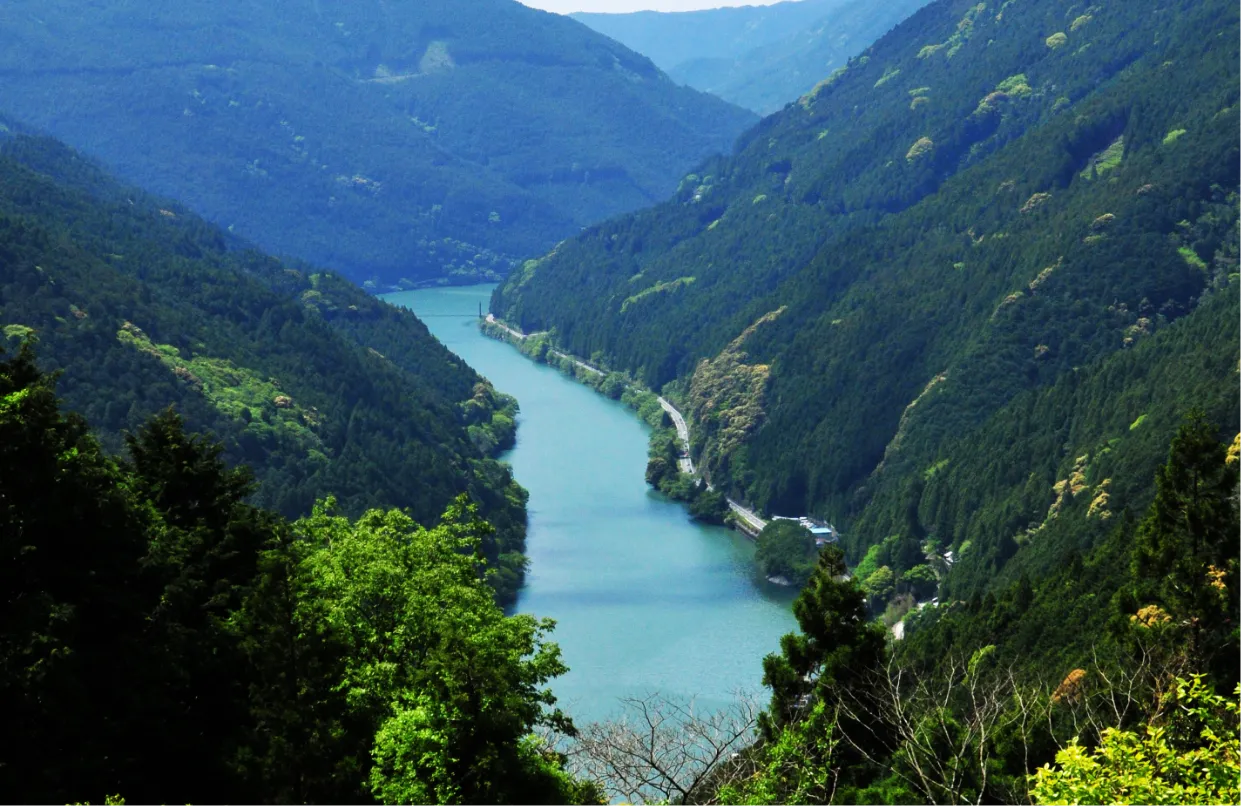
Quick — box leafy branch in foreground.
[1030,676,1240,806]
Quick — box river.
[384,285,797,724]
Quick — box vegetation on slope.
[0,130,530,602]
[567,415,1237,805]
[6,355,1234,804]
[0,353,601,804]
[0,0,755,286]
[669,0,933,115]
[494,0,1240,613]
[755,520,819,585]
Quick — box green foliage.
[1179,244,1209,271]
[759,547,887,736]
[622,276,695,313]
[0,133,531,599]
[2,323,32,341]
[755,520,819,585]
[295,499,588,805]
[0,355,596,803]
[1164,128,1189,145]
[1030,677,1240,806]
[1130,410,1239,676]
[0,1,754,287]
[717,701,840,805]
[494,0,1240,618]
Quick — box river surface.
[384,285,797,724]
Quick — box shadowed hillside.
[0,0,755,287]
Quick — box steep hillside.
[494,0,1240,600]
[670,0,933,114]
[0,129,530,602]
[0,0,754,287]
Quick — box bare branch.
[571,691,761,804]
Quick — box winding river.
[385,285,797,724]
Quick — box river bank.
[383,285,798,724]
[480,316,769,540]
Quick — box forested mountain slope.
[494,0,1240,601]
[0,357,597,804]
[0,129,530,602]
[0,0,754,287]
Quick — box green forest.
[1,0,1238,801]
[0,129,531,602]
[0,349,598,804]
[4,341,1236,804]
[0,0,755,287]
[494,0,1241,615]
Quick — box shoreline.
[479,315,769,541]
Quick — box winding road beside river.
[488,315,769,536]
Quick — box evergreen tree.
[0,343,151,802]
[760,546,888,735]
[1131,411,1239,682]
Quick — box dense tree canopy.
[0,346,599,804]
[0,130,530,601]
[494,0,1240,617]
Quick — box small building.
[811,527,836,547]
[773,515,840,547]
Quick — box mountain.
[572,0,932,115]
[0,0,755,287]
[669,0,933,115]
[493,0,1240,610]
[571,0,852,73]
[0,125,530,602]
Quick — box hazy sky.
[520,0,789,14]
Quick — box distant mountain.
[494,0,1239,608]
[0,0,755,288]
[573,0,931,114]
[0,125,531,602]
[571,0,851,73]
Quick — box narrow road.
[486,314,595,374]
[485,314,545,341]
[485,315,768,535]
[728,500,768,534]
[658,398,695,475]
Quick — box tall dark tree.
[1131,411,1239,682]
[760,546,888,736]
[0,343,151,802]
[120,410,280,803]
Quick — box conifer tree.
[760,547,888,735]
[1131,411,1239,681]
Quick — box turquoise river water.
[385,285,797,725]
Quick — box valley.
[1,0,1238,802]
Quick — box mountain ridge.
[0,126,532,602]
[0,0,756,287]
[493,0,1240,608]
